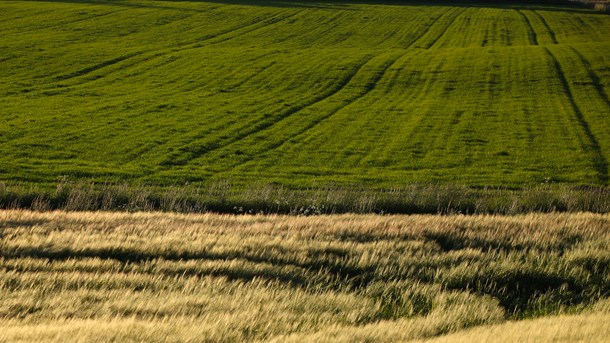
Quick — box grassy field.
[1,0,610,197]
[0,210,608,341]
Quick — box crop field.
[0,210,608,341]
[1,0,610,196]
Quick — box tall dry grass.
[1,180,609,214]
[0,211,608,342]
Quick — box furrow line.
[545,48,608,184]
[2,9,131,36]
[174,10,291,50]
[406,8,455,49]
[397,7,452,49]
[61,8,131,26]
[228,52,410,171]
[421,8,467,49]
[53,52,144,82]
[158,55,377,168]
[178,51,279,93]
[207,9,306,46]
[223,62,277,92]
[568,46,610,109]
[516,10,538,45]
[178,61,278,95]
[393,56,450,162]
[176,9,301,50]
[532,11,558,44]
[47,10,300,89]
[44,10,294,89]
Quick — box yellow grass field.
[0,210,608,342]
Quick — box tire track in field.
[177,51,279,94]
[177,9,304,50]
[0,55,17,64]
[38,11,301,91]
[208,10,306,46]
[269,11,345,46]
[2,9,131,36]
[545,48,608,184]
[393,55,452,162]
[157,10,291,50]
[53,52,145,82]
[59,9,131,26]
[407,7,454,48]
[532,11,558,44]
[29,51,173,96]
[568,47,610,109]
[376,7,451,49]
[226,51,411,171]
[516,10,538,45]
[156,55,378,168]
[20,9,299,92]
[177,61,277,97]
[420,8,467,49]
[405,7,464,50]
[221,62,277,92]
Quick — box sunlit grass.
[0,0,609,190]
[0,210,608,341]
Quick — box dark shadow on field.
[4,241,604,319]
[0,220,48,229]
[177,0,601,14]
[28,0,600,13]
[27,0,352,10]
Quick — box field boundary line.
[545,47,608,184]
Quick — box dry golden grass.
[413,312,610,343]
[0,210,608,342]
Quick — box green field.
[1,0,610,194]
[1,211,608,342]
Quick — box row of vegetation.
[1,180,609,214]
[0,210,608,341]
